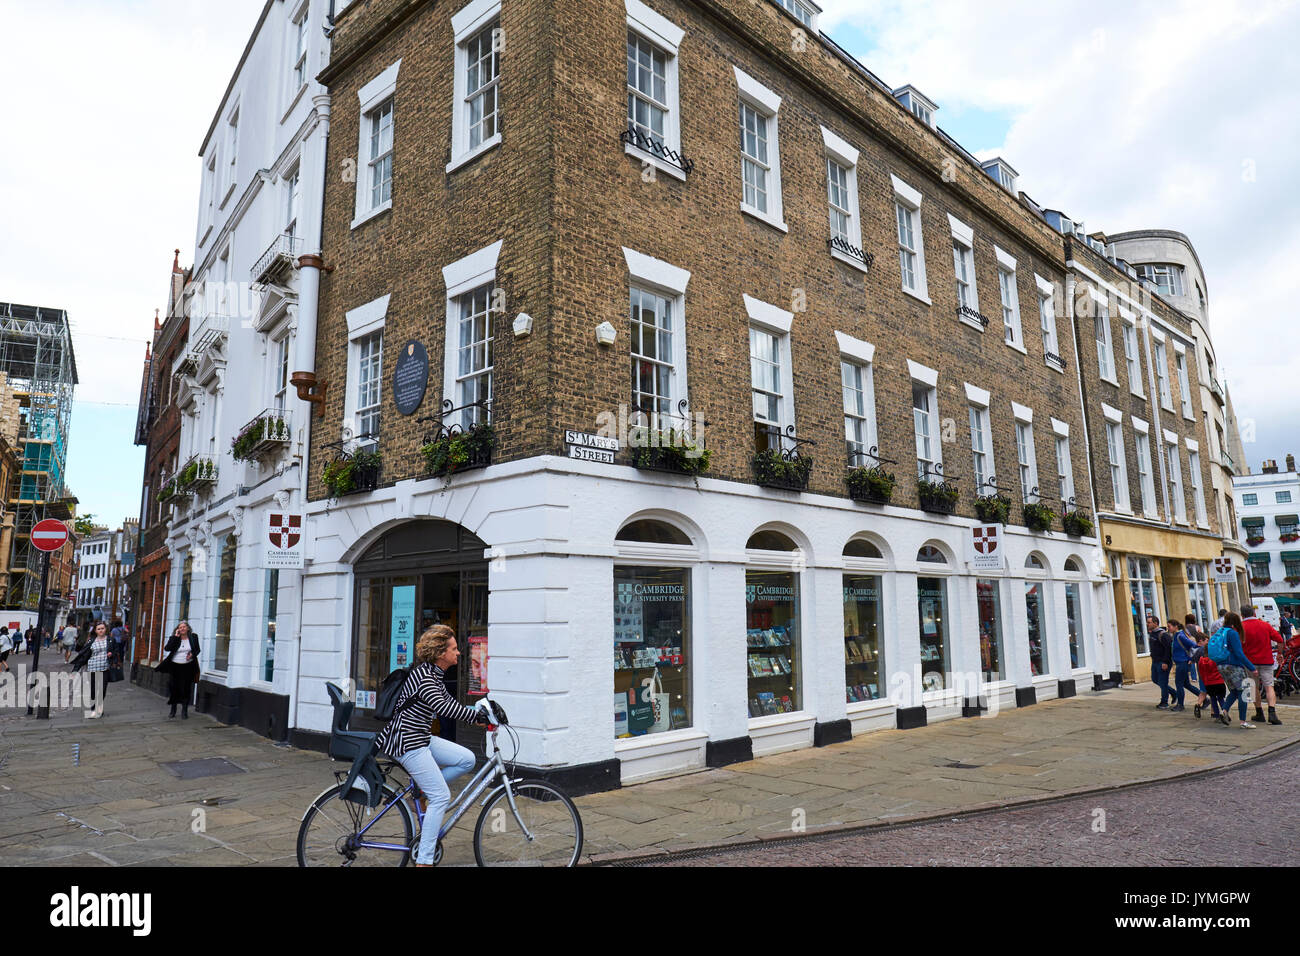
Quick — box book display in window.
[613,567,691,738]
[843,573,883,702]
[745,569,800,716]
[917,577,950,691]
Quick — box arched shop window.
[1024,553,1049,677]
[746,529,804,717]
[614,516,696,740]
[916,543,951,691]
[1063,556,1085,668]
[843,537,886,703]
[1128,557,1159,655]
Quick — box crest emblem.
[268,513,301,550]
[973,525,1000,555]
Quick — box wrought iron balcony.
[629,400,710,476]
[1045,350,1068,371]
[619,127,695,175]
[176,455,218,494]
[957,305,990,328]
[189,310,231,357]
[752,424,815,492]
[845,446,897,504]
[231,408,293,463]
[917,464,960,515]
[1208,376,1226,405]
[418,400,495,478]
[321,434,382,497]
[829,236,874,269]
[250,233,302,289]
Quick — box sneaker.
[1155,703,1170,710]
[1170,705,1185,712]
[1241,721,1256,729]
[1194,704,1201,719]
[1218,714,1231,726]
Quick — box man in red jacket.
[1240,605,1284,725]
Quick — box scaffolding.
[0,303,78,610]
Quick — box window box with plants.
[1285,575,1300,586]
[917,479,959,515]
[846,465,895,504]
[1062,510,1094,538]
[176,457,218,492]
[753,449,813,492]
[1023,500,1056,533]
[973,494,1011,524]
[322,449,382,497]
[421,422,496,478]
[634,430,710,476]
[1250,576,1271,587]
[231,410,291,462]
[1280,533,1299,544]
[1246,535,1266,547]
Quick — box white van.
[1253,597,1281,630]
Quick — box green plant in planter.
[156,480,176,504]
[916,479,959,511]
[421,423,496,477]
[1023,500,1057,532]
[231,419,266,461]
[1062,510,1094,537]
[753,449,813,488]
[634,429,711,475]
[322,450,382,497]
[973,494,1011,524]
[176,461,199,489]
[846,465,895,502]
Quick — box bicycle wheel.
[297,782,415,867]
[473,780,583,867]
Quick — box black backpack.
[373,666,416,721]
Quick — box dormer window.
[980,157,1019,193]
[1137,264,1185,298]
[772,0,820,30]
[892,85,938,130]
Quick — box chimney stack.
[1262,459,1279,474]
[1288,454,1296,474]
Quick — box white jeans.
[397,736,476,864]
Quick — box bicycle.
[297,682,583,867]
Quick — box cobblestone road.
[645,742,1300,866]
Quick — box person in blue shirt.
[1214,612,1259,728]
[1168,618,1200,711]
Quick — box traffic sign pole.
[28,519,70,720]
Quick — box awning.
[1242,517,1265,528]
[1275,514,1298,525]
[1280,550,1300,561]
[1247,554,1270,565]
[1277,596,1300,606]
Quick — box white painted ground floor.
[160,456,1122,786]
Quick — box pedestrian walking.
[1168,617,1201,710]
[61,622,78,663]
[155,621,201,719]
[1209,612,1259,728]
[1194,631,1226,720]
[1147,615,1176,708]
[71,621,113,719]
[41,628,51,648]
[24,625,35,655]
[1241,605,1285,725]
[0,627,11,675]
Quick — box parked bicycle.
[297,682,583,866]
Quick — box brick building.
[295,0,1116,788]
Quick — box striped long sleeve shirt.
[375,663,479,758]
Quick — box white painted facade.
[165,0,332,713]
[1234,465,1300,601]
[294,458,1111,781]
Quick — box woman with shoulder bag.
[155,621,201,719]
[72,621,113,719]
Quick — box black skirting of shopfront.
[961,697,987,718]
[706,735,753,767]
[130,662,168,697]
[193,680,291,742]
[813,719,851,747]
[896,705,926,730]
[1015,686,1037,708]
[1057,679,1077,699]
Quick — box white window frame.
[995,247,1023,351]
[965,382,995,496]
[822,127,866,272]
[441,240,504,430]
[624,247,691,430]
[289,1,310,102]
[1138,263,1184,298]
[1153,337,1174,411]
[735,67,787,232]
[1133,418,1158,519]
[1103,405,1129,513]
[1035,274,1060,370]
[352,59,401,229]
[624,0,685,182]
[284,163,302,239]
[1121,315,1142,397]
[201,151,217,244]
[222,102,240,206]
[1174,345,1194,419]
[1013,404,1038,502]
[1052,418,1074,505]
[772,0,819,29]
[1165,431,1186,523]
[836,332,877,468]
[892,175,929,303]
[950,216,981,329]
[1092,292,1117,385]
[909,360,941,481]
[272,333,292,414]
[343,294,390,449]
[1186,440,1208,528]
[449,0,504,173]
[746,296,796,442]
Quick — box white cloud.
[819,0,1300,469]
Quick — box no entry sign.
[32,519,69,552]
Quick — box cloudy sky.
[0,0,1296,529]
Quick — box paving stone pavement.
[1,658,1296,866]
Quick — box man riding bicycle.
[374,624,489,867]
